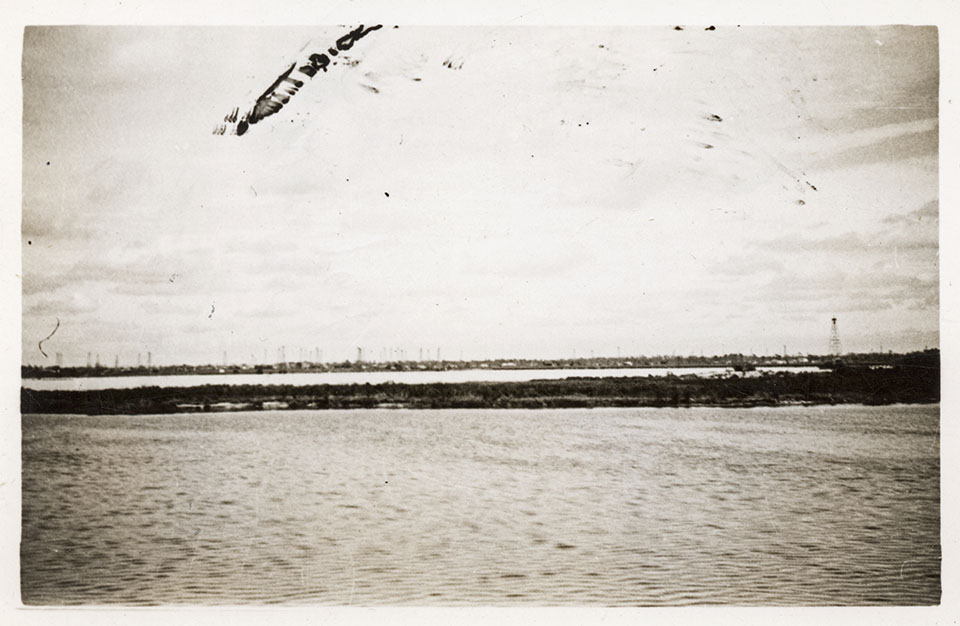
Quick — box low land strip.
[21,362,939,415]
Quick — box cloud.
[754,208,937,258]
[747,267,937,314]
[753,232,872,254]
[21,209,94,242]
[823,99,937,134]
[21,272,73,296]
[23,292,101,317]
[812,125,937,170]
[709,255,785,278]
[883,199,938,225]
[24,253,171,296]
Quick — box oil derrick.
[829,317,842,357]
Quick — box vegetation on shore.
[21,357,939,415]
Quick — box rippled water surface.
[21,405,940,605]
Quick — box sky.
[20,24,939,366]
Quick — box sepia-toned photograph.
[16,14,942,610]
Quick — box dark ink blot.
[702,143,714,149]
[244,63,302,124]
[335,36,353,52]
[307,53,331,73]
[674,26,684,30]
[412,77,421,81]
[705,25,716,31]
[362,84,380,94]
[384,192,390,197]
[797,199,806,205]
[706,113,723,122]
[45,161,50,166]
[806,181,818,191]
[38,318,59,358]
[335,24,380,53]
[219,25,382,137]
[27,240,32,245]
[393,25,398,29]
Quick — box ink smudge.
[38,318,60,358]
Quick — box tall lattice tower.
[829,317,842,356]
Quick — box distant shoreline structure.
[21,350,935,380]
[21,351,939,415]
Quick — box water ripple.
[21,406,940,605]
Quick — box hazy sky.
[21,25,938,365]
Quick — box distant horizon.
[22,345,938,371]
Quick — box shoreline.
[21,365,939,416]
[20,402,941,419]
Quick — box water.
[21,405,940,605]
[21,366,822,391]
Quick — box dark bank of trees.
[21,357,939,415]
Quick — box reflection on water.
[20,366,823,391]
[21,405,939,605]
